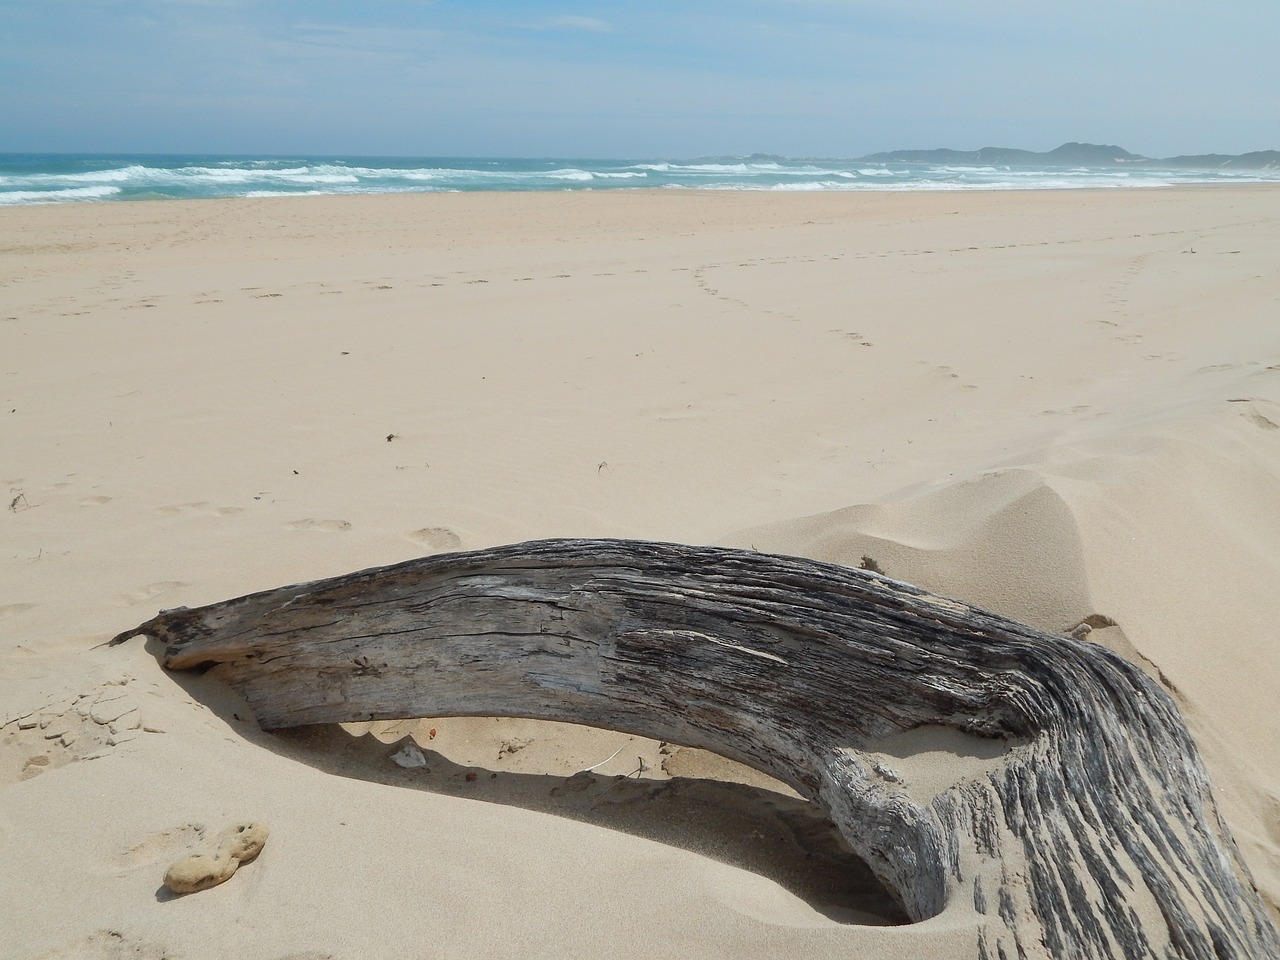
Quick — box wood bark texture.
[112,538,1279,960]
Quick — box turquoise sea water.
[2,153,1277,205]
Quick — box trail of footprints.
[40,220,1263,320]
[154,505,464,551]
[2,494,463,611]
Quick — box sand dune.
[2,186,1278,958]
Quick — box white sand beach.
[2,186,1278,959]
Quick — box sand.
[2,186,1278,958]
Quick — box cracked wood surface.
[112,538,1280,960]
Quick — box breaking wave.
[1,154,1275,204]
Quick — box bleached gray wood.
[112,538,1279,959]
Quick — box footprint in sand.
[407,527,462,552]
[79,495,113,506]
[114,582,188,607]
[33,930,172,960]
[112,823,206,869]
[156,501,210,515]
[0,603,35,618]
[1039,406,1092,417]
[157,502,244,517]
[288,518,352,533]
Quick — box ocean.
[2,153,1276,205]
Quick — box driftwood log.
[112,538,1278,959]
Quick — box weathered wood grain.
[112,538,1279,959]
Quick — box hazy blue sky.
[3,0,1276,157]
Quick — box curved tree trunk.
[112,538,1279,960]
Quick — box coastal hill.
[1158,150,1280,169]
[859,141,1280,169]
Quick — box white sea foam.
[289,174,363,184]
[54,166,149,183]
[636,161,781,174]
[0,185,122,204]
[2,154,1275,205]
[242,189,335,198]
[176,165,357,185]
[768,180,855,191]
[938,165,1001,174]
[0,165,150,188]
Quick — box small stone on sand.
[163,821,269,894]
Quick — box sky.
[2,0,1277,159]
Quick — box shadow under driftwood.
[282,723,909,925]
[149,636,908,926]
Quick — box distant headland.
[853,142,1280,170]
